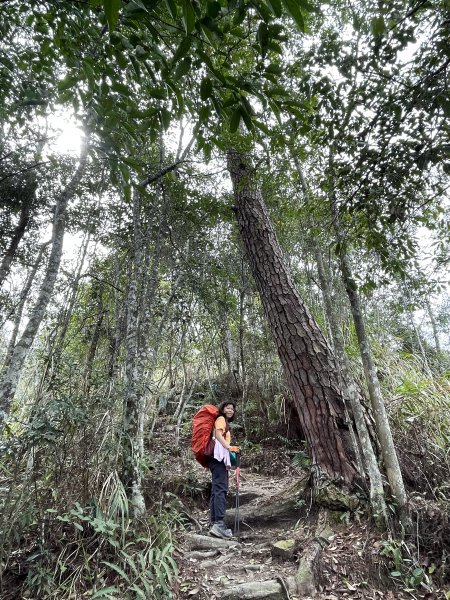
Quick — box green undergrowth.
[0,468,182,600]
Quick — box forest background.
[0,0,449,598]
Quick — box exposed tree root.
[218,575,297,599]
[218,507,335,599]
[224,478,309,528]
[185,533,240,550]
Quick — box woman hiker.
[208,401,240,539]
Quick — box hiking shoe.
[209,523,233,539]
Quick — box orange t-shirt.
[214,416,231,444]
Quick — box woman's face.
[223,404,235,419]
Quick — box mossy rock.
[314,483,359,511]
[271,539,296,560]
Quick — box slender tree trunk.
[108,255,126,379]
[238,285,248,422]
[294,158,387,524]
[37,231,91,395]
[314,243,388,521]
[2,241,49,370]
[122,272,145,516]
[53,231,91,358]
[83,284,104,397]
[121,189,147,517]
[0,193,34,288]
[425,297,441,354]
[221,316,241,394]
[331,196,409,526]
[403,285,432,374]
[227,149,360,490]
[175,378,196,448]
[0,138,88,433]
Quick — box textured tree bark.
[294,158,387,524]
[0,137,88,433]
[0,192,35,288]
[35,231,91,396]
[122,190,146,517]
[2,241,49,370]
[331,196,409,525]
[227,149,360,489]
[314,244,389,522]
[108,255,126,379]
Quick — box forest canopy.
[0,0,449,598]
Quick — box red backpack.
[192,405,228,468]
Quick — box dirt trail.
[175,468,407,600]
[177,469,302,599]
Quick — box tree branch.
[139,136,194,187]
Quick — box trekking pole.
[234,453,240,541]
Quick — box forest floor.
[161,438,444,600]
[174,467,414,600]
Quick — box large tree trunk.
[313,244,387,520]
[0,138,88,433]
[294,158,387,524]
[331,196,409,526]
[227,149,360,489]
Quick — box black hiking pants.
[209,458,228,524]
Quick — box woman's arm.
[214,428,230,450]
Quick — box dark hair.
[218,401,236,422]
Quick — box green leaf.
[166,79,184,113]
[160,107,171,129]
[22,98,48,107]
[0,55,14,71]
[199,105,211,121]
[265,63,283,74]
[103,0,121,31]
[174,57,191,80]
[257,22,269,57]
[129,584,146,599]
[229,107,241,133]
[296,0,317,12]
[172,36,192,63]
[182,0,196,34]
[102,561,131,583]
[148,87,167,99]
[200,77,213,101]
[57,75,78,91]
[241,96,255,116]
[91,586,120,599]
[371,16,385,37]
[240,104,254,131]
[254,0,272,22]
[281,0,305,32]
[266,0,282,17]
[207,1,221,18]
[253,119,271,135]
[197,50,226,83]
[164,0,178,19]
